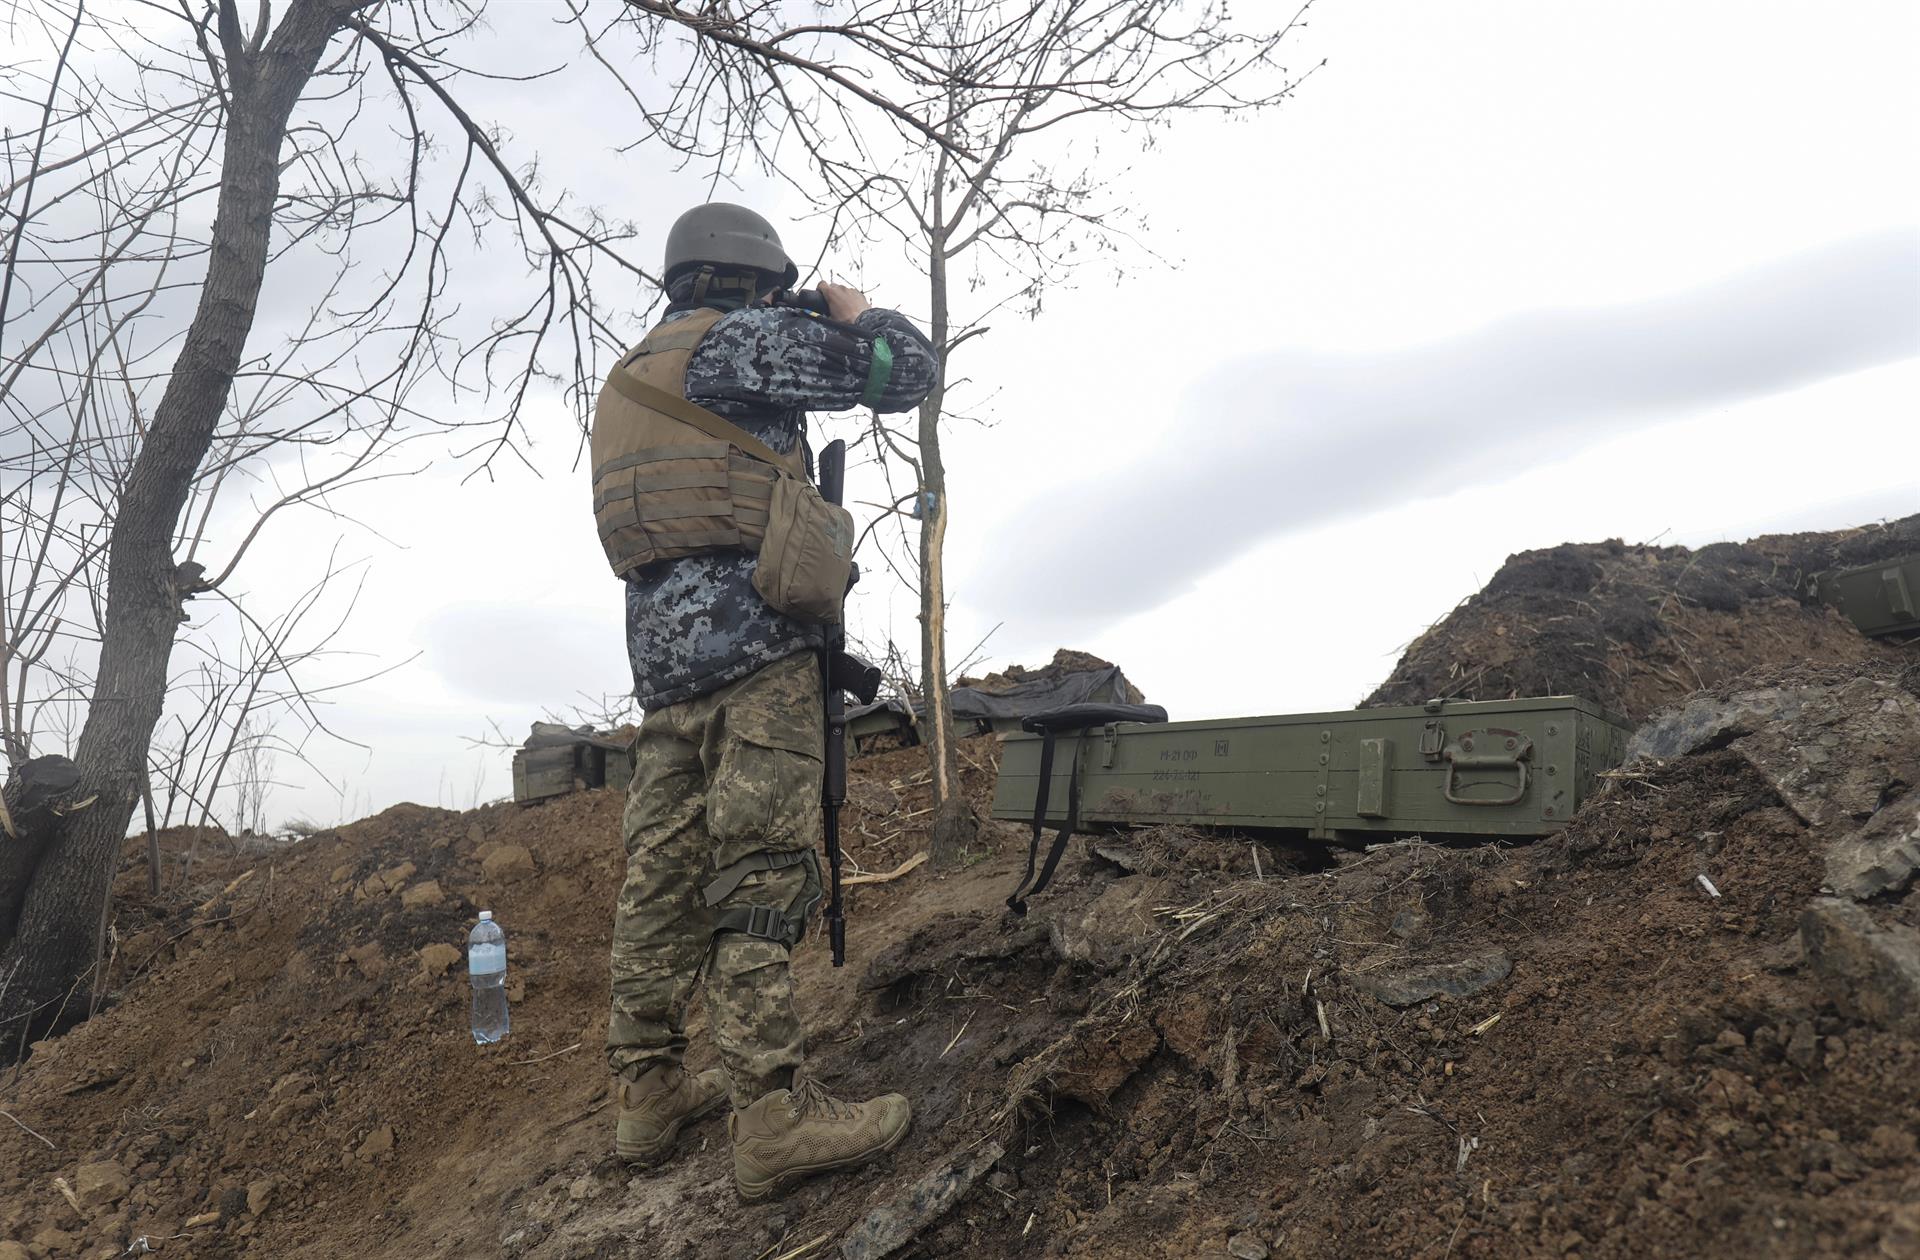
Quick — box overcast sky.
[201,0,1918,825]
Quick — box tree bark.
[0,756,83,945]
[0,0,351,1053]
[920,233,977,870]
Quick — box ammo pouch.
[595,321,852,625]
[754,472,855,624]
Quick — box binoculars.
[773,288,832,316]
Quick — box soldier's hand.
[819,282,870,322]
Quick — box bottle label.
[468,942,507,975]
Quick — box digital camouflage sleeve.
[622,305,937,711]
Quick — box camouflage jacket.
[623,304,937,711]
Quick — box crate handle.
[1442,728,1533,806]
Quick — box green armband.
[860,336,894,408]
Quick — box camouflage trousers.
[607,649,825,1109]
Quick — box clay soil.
[3,520,1918,1260]
[1366,514,1918,720]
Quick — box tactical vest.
[590,308,805,578]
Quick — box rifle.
[815,439,881,966]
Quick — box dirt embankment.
[3,519,1918,1260]
[1366,514,1918,720]
[0,744,1006,1259]
[6,666,1917,1260]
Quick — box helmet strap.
[672,265,767,312]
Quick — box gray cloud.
[965,230,1920,625]
[421,602,626,706]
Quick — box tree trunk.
[920,236,977,870]
[0,756,83,944]
[0,0,347,1054]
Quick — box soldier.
[589,203,938,1200]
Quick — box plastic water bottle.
[468,911,510,1044]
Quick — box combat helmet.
[663,203,799,291]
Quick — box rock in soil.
[1825,796,1920,901]
[1800,898,1920,1033]
[73,1160,129,1209]
[1227,1232,1271,1260]
[482,843,536,883]
[417,943,461,977]
[839,1142,1004,1260]
[1354,949,1513,1007]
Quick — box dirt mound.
[1365,515,1917,720]
[5,610,1920,1256]
[959,649,1146,704]
[0,745,1005,1258]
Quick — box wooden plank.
[513,746,579,803]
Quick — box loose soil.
[3,520,1917,1260]
[1366,514,1918,720]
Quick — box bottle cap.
[478,910,493,921]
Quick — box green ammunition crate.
[991,696,1633,840]
[1816,553,1920,639]
[512,741,635,804]
[598,744,635,791]
[846,700,922,756]
[512,745,580,804]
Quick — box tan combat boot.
[730,1077,912,1201]
[616,1063,727,1167]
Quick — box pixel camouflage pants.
[607,649,824,1109]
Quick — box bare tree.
[3,0,386,1051]
[0,0,951,1053]
[817,0,1319,865]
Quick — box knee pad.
[706,849,822,949]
